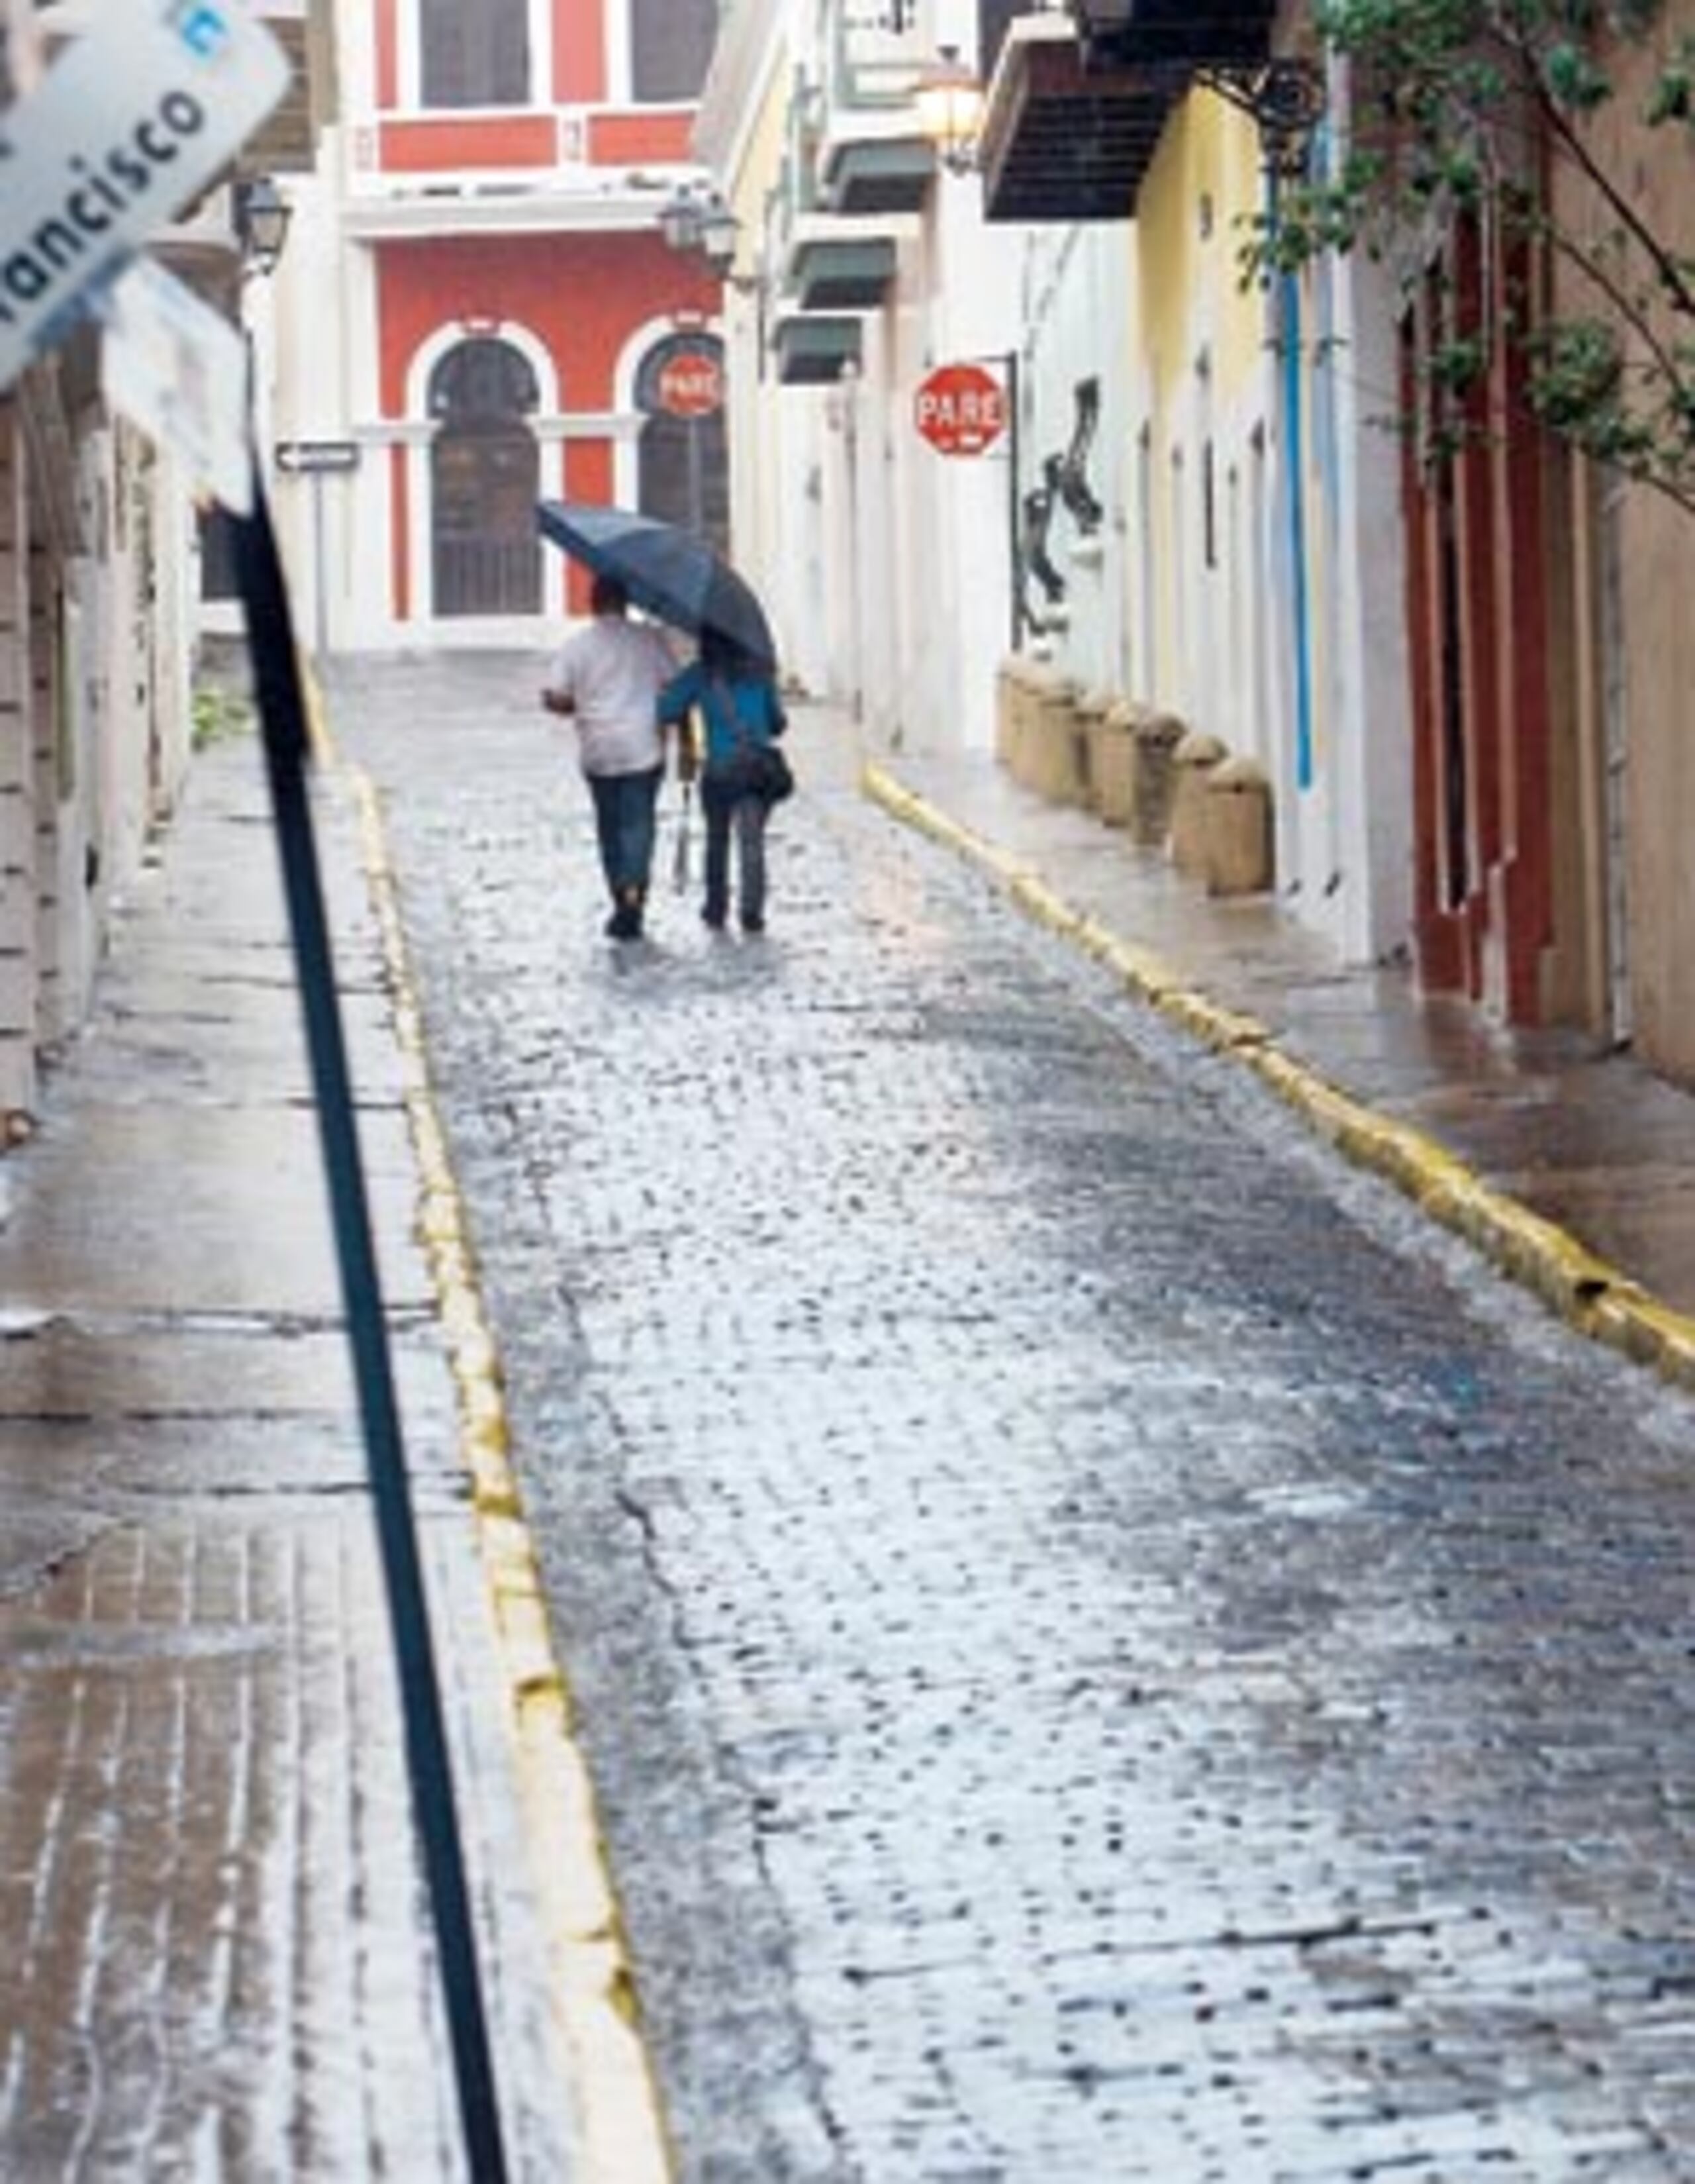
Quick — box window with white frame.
[420,0,529,108]
[629,0,716,99]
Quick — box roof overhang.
[771,315,863,386]
[1073,0,1279,68]
[819,136,936,215]
[787,238,898,312]
[979,17,1173,224]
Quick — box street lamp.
[234,175,292,277]
[659,183,742,278]
[915,45,985,175]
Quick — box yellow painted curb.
[863,761,1695,1397]
[341,756,675,2184]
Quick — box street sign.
[656,352,723,418]
[98,256,252,511]
[0,0,291,395]
[275,439,362,474]
[914,362,1008,456]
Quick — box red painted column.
[1493,232,1554,1024]
[1404,283,1470,993]
[1452,217,1498,1000]
[1403,320,1446,984]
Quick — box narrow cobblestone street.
[340,650,1695,2184]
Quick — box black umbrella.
[536,500,776,668]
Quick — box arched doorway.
[635,334,728,552]
[428,337,540,616]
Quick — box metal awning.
[788,239,897,312]
[819,138,936,215]
[772,317,863,386]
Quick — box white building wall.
[1018,223,1132,705]
[97,428,158,907]
[920,184,1028,755]
[150,454,197,815]
[1257,79,1414,965]
[1326,238,1414,962]
[0,407,37,1115]
[267,164,360,657]
[342,222,393,652]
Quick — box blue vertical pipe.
[1273,169,1316,793]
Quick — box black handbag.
[704,681,795,803]
[744,740,795,803]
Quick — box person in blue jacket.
[659,626,791,936]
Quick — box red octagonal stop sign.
[914,362,1008,456]
[657,352,724,419]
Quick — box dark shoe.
[702,905,727,932]
[607,884,646,941]
[740,914,765,936]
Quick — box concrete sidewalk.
[0,733,584,2179]
[869,740,1695,1381]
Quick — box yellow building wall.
[1128,89,1269,725]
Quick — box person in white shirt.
[541,573,685,940]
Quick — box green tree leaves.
[1249,0,1695,512]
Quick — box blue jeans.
[700,777,770,928]
[587,766,663,901]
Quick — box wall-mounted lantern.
[659,184,744,280]
[915,45,985,175]
[234,174,292,278]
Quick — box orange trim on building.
[587,111,696,165]
[375,0,398,110]
[391,446,411,622]
[554,0,605,103]
[379,115,557,172]
[374,232,716,415]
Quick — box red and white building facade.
[264,0,726,650]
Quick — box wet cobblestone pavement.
[337,653,1695,2183]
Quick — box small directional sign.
[0,0,291,395]
[275,439,361,475]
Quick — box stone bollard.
[1169,731,1228,875]
[1129,710,1186,848]
[995,657,1025,770]
[1204,756,1275,896]
[1010,664,1056,791]
[1092,701,1141,827]
[1034,674,1081,803]
[1073,688,1114,811]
